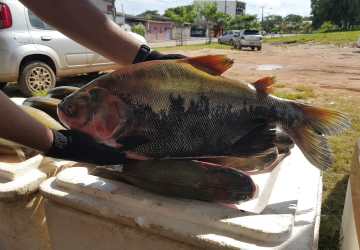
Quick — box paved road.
[150,37,217,48]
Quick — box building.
[124,15,174,42]
[194,0,246,16]
[214,0,246,16]
[89,0,116,20]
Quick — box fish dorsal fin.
[182,55,234,75]
[252,76,275,94]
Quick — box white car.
[234,29,263,51]
[218,30,241,45]
[0,0,146,96]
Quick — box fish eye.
[89,88,104,102]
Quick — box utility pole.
[225,0,227,15]
[261,6,264,30]
[112,0,116,22]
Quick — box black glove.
[133,44,186,64]
[45,130,128,165]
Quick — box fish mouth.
[58,99,93,128]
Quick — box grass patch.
[265,31,360,46]
[157,42,232,52]
[309,89,360,249]
[272,84,359,249]
[33,90,48,97]
[273,84,315,100]
[273,83,287,88]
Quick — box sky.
[115,0,311,18]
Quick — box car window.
[28,10,54,30]
[244,30,259,35]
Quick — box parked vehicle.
[218,30,240,45]
[0,0,146,96]
[234,29,262,51]
[190,27,206,37]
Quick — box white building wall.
[215,1,237,16]
[195,0,245,16]
[88,0,115,20]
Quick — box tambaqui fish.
[58,55,351,171]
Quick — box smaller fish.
[23,96,61,122]
[0,106,65,159]
[21,106,65,131]
[0,106,64,151]
[92,159,257,203]
[47,86,80,100]
[198,148,279,173]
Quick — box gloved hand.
[133,45,186,64]
[45,130,128,165]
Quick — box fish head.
[58,86,131,142]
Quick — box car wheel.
[257,46,262,51]
[0,82,7,90]
[251,47,255,51]
[19,61,56,96]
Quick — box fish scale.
[58,55,350,170]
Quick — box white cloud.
[116,0,311,17]
[244,0,311,17]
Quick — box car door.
[27,10,90,70]
[225,31,233,43]
[87,49,114,67]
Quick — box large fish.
[58,55,350,170]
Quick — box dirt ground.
[163,43,360,249]
[171,43,360,92]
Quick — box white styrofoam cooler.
[40,147,322,250]
[0,154,74,250]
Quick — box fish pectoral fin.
[116,135,150,151]
[230,124,277,156]
[182,55,234,75]
[252,76,275,94]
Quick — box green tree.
[132,23,146,37]
[312,0,360,30]
[318,21,338,33]
[137,10,160,19]
[283,14,303,33]
[195,1,218,43]
[213,12,232,36]
[262,15,283,33]
[164,5,196,45]
[229,15,260,30]
[300,21,313,34]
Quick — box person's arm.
[19,0,185,65]
[0,91,52,151]
[0,92,132,164]
[20,0,140,65]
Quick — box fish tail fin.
[286,103,351,170]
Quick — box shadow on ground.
[319,173,349,250]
